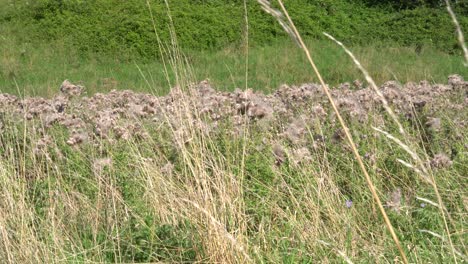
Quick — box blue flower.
[346,200,353,208]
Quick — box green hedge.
[1,0,467,59]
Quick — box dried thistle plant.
[386,188,402,212]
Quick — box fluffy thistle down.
[0,75,465,262]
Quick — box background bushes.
[1,0,466,59]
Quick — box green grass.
[2,0,466,56]
[1,100,466,262]
[1,37,466,97]
[1,1,467,262]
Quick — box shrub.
[2,0,467,59]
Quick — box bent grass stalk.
[324,29,459,261]
[181,199,253,263]
[316,240,354,264]
[373,127,458,262]
[323,33,406,136]
[258,1,409,263]
[144,1,251,262]
[445,0,468,66]
[419,230,466,260]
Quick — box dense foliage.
[1,0,467,58]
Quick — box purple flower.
[420,203,426,208]
[346,200,353,208]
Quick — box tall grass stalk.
[445,0,468,66]
[324,28,459,262]
[146,0,172,89]
[258,0,409,263]
[373,128,459,263]
[323,33,406,136]
[243,0,249,90]
[142,1,251,262]
[239,2,250,256]
[1,1,465,263]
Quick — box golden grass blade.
[415,197,440,208]
[257,1,409,263]
[317,240,354,264]
[181,199,253,263]
[373,127,429,176]
[257,0,300,46]
[445,0,468,66]
[372,126,458,263]
[419,230,467,260]
[323,32,406,136]
[396,159,433,183]
[324,21,459,262]
[243,0,249,90]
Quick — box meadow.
[0,0,467,263]
[1,37,467,97]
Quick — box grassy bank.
[1,0,466,96]
[1,38,466,97]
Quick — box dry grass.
[0,1,466,263]
[1,69,466,263]
[445,0,468,67]
[258,0,408,262]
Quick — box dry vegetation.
[0,74,466,262]
[0,0,467,263]
[1,76,466,150]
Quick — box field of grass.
[1,69,467,263]
[1,37,467,97]
[1,0,467,263]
